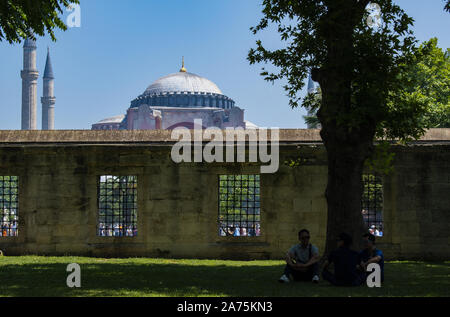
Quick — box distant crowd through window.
[98,175,138,237]
[362,174,383,237]
[0,176,19,237]
[218,175,261,237]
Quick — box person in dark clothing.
[358,233,385,282]
[322,232,365,287]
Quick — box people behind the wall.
[97,223,137,237]
[248,225,255,236]
[0,221,18,237]
[362,209,383,236]
[234,225,241,236]
[369,224,383,237]
[1,224,7,237]
[219,223,261,237]
[278,229,320,283]
[11,221,17,236]
[227,226,235,236]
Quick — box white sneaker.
[312,275,319,283]
[279,274,290,283]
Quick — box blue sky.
[0,0,449,130]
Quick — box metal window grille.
[98,175,137,237]
[218,175,261,237]
[0,176,19,237]
[362,174,383,236]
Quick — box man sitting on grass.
[322,232,365,287]
[358,233,385,283]
[279,229,320,283]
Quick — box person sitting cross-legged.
[357,233,385,283]
[279,229,320,283]
[322,232,365,287]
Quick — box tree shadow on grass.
[0,261,448,297]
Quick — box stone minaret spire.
[306,73,319,129]
[42,47,56,130]
[307,73,315,94]
[21,38,39,130]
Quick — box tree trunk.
[322,136,373,255]
[314,67,376,255]
[312,0,377,255]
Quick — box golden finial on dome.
[180,56,187,72]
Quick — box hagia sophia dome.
[129,69,236,110]
[144,72,223,95]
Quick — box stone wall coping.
[0,129,449,145]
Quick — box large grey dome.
[129,69,235,112]
[143,72,223,96]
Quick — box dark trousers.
[284,263,319,281]
[322,269,365,287]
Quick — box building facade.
[92,61,249,131]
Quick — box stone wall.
[0,129,448,260]
[379,144,450,260]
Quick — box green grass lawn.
[0,256,448,297]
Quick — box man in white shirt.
[279,229,320,283]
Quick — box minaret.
[306,74,319,129]
[41,48,56,130]
[307,74,315,94]
[21,38,39,130]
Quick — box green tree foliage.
[249,0,430,141]
[402,38,450,128]
[302,86,322,129]
[303,38,450,129]
[303,115,321,129]
[0,0,79,43]
[248,0,442,252]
